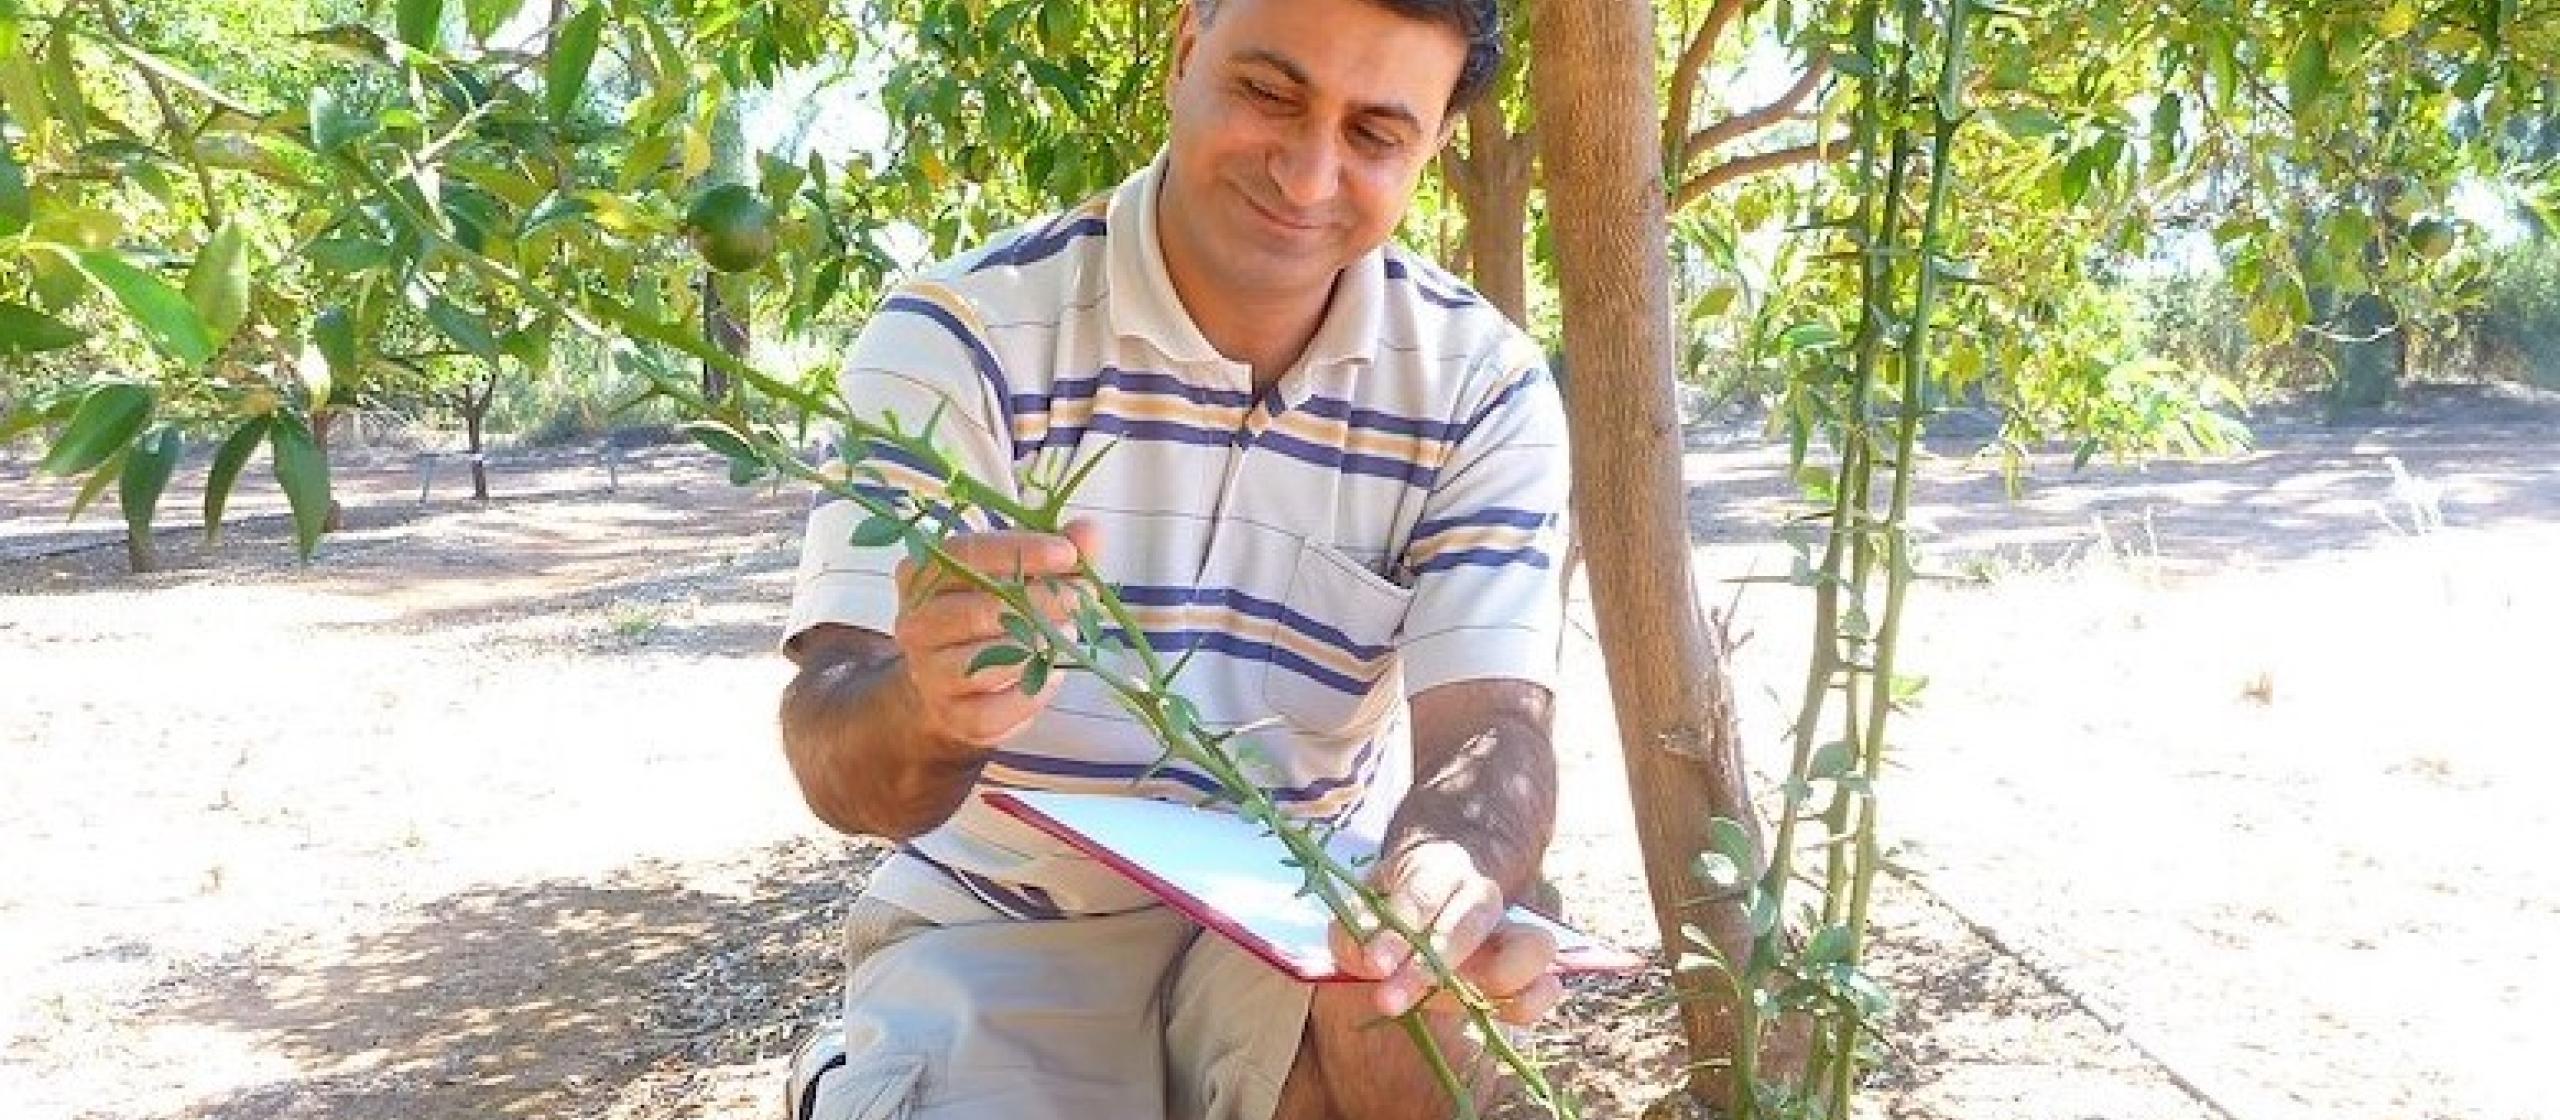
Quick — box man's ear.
[1168,1,1202,100]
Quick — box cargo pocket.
[1259,541,1412,738]
[791,1041,927,1120]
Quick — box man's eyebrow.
[1233,47,1426,131]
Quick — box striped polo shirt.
[786,156,1570,923]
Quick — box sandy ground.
[2,385,2553,1120]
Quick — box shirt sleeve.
[784,281,1023,652]
[1393,347,1572,697]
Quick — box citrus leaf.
[424,296,500,364]
[396,0,443,51]
[464,0,528,41]
[847,513,906,548]
[966,644,1029,675]
[116,424,182,540]
[0,301,86,354]
[312,306,358,379]
[309,86,377,155]
[545,2,604,124]
[1803,923,1855,967]
[67,446,126,522]
[203,416,271,543]
[677,419,755,463]
[1708,816,1756,866]
[184,220,252,344]
[0,137,27,236]
[269,412,332,559]
[39,382,153,476]
[78,251,215,366]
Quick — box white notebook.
[982,789,1646,982]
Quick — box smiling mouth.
[1242,193,1325,235]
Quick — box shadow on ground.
[142,840,881,1120]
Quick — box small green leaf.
[1803,923,1855,966]
[1019,653,1051,695]
[1776,322,1843,352]
[1693,851,1744,892]
[546,3,605,124]
[464,0,528,41]
[520,191,594,237]
[0,137,28,236]
[67,447,127,522]
[116,424,182,540]
[312,306,358,380]
[304,236,389,273]
[848,513,905,548]
[424,297,501,364]
[0,301,86,354]
[78,252,215,366]
[1808,739,1857,781]
[396,0,443,50]
[2285,33,2330,113]
[184,220,253,345]
[39,382,154,477]
[269,412,333,559]
[309,86,377,155]
[678,419,756,463]
[967,644,1030,676]
[1708,816,1756,866]
[203,416,271,543]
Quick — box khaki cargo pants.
[785,893,1315,1120]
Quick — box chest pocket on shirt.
[1260,541,1413,739]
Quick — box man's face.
[1160,0,1468,303]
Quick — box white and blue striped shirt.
[787,157,1570,921]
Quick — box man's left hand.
[1328,839,1564,1025]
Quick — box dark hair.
[1195,0,1505,113]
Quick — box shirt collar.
[1105,153,1384,376]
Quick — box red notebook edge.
[978,790,1649,982]
[981,789,1345,981]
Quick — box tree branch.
[1662,0,1747,168]
[1681,52,1832,170]
[1673,134,1852,210]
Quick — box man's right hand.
[891,520,1102,749]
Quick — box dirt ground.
[3,384,2553,1120]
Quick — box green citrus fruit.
[684,183,778,274]
[2408,217,2456,261]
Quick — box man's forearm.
[1385,684,1560,902]
[780,649,986,841]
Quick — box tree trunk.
[704,276,748,401]
[311,405,345,532]
[124,525,155,574]
[461,372,497,500]
[1529,1,1763,1112]
[1445,97,1535,326]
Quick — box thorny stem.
[1826,2,1972,1115]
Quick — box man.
[778,0,1571,1116]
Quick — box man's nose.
[1267,122,1340,212]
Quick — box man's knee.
[1278,984,1508,1120]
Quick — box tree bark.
[311,405,345,532]
[460,372,497,501]
[1443,96,1536,326]
[124,525,155,574]
[1530,0,1762,1112]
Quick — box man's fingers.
[1378,878,1504,1016]
[936,686,1054,745]
[1462,920,1560,1003]
[902,585,1084,651]
[893,529,1087,599]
